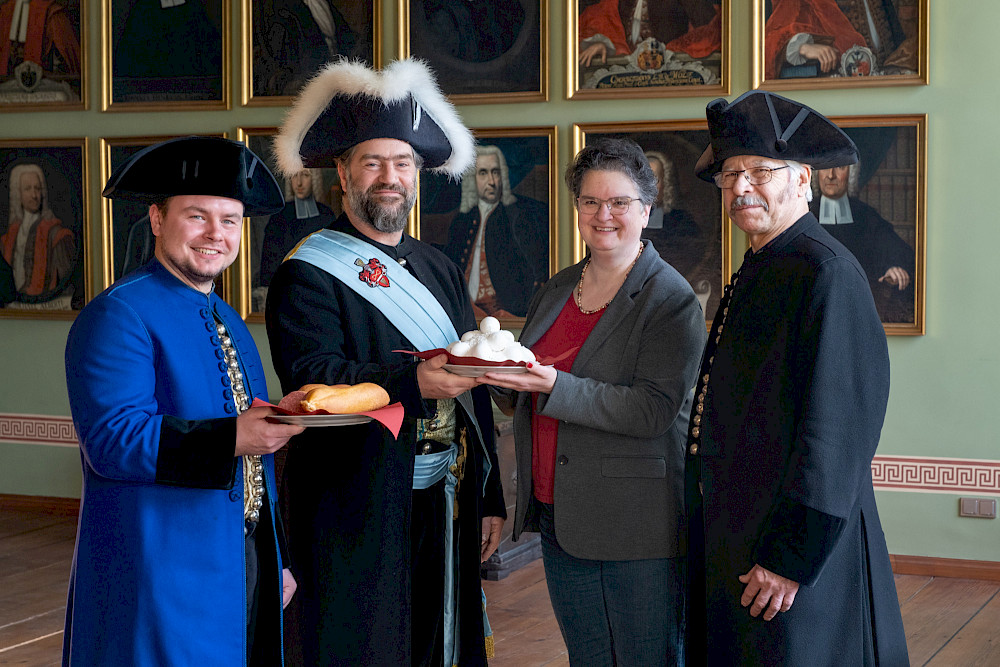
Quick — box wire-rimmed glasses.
[712,166,790,189]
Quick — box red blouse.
[530,294,605,504]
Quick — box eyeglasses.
[712,166,790,189]
[577,196,641,215]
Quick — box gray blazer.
[496,240,707,560]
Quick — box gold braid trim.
[484,634,495,659]
[450,427,468,520]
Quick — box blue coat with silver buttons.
[63,260,285,665]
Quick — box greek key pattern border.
[872,456,1000,494]
[2,412,999,493]
[0,413,78,447]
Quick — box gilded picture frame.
[568,0,730,100]
[573,120,730,327]
[817,114,926,335]
[0,137,89,319]
[103,0,230,111]
[236,126,345,321]
[98,135,234,304]
[415,126,557,328]
[753,0,929,90]
[242,0,381,106]
[398,0,547,104]
[0,0,87,111]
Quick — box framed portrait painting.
[0,138,88,318]
[399,0,547,103]
[98,135,234,304]
[242,0,380,106]
[569,0,730,100]
[0,0,86,110]
[103,0,229,110]
[753,0,929,90]
[816,115,926,334]
[416,126,557,327]
[237,127,344,321]
[574,121,729,327]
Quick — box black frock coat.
[686,213,909,666]
[265,216,505,666]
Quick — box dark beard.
[344,174,416,234]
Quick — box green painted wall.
[2,2,998,559]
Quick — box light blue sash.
[290,230,459,349]
[289,229,491,487]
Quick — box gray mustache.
[730,195,768,214]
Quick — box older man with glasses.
[684,91,909,666]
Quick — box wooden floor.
[2,503,998,666]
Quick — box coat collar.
[747,212,819,261]
[520,240,660,371]
[146,259,220,307]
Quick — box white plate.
[443,364,528,378]
[270,413,373,427]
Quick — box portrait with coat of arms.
[570,0,729,99]
[754,0,928,90]
[0,0,84,110]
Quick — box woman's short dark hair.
[564,137,658,206]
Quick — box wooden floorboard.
[895,573,933,605]
[899,577,1000,666]
[925,589,1000,667]
[1,504,998,666]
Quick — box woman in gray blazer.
[479,137,706,666]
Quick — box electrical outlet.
[958,497,997,519]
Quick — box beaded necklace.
[574,242,644,314]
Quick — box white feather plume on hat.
[273,58,475,180]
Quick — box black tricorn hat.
[102,136,285,216]
[694,91,858,182]
[273,59,475,179]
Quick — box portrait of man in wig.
[442,144,548,319]
[1,162,77,308]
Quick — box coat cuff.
[156,416,239,489]
[752,496,846,586]
[480,462,507,519]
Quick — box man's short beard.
[343,170,416,234]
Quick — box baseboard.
[891,554,1000,582]
[0,494,80,516]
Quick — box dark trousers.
[538,502,685,666]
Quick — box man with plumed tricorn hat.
[265,59,505,666]
[684,91,909,665]
[64,136,304,665]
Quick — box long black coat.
[686,214,909,666]
[265,216,505,665]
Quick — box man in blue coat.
[63,136,303,665]
[685,92,909,665]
